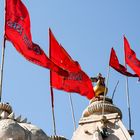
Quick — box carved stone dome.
[82,96,122,118]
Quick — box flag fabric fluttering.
[49,29,94,99]
[124,36,140,77]
[5,0,68,77]
[109,48,138,77]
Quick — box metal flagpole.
[102,66,110,116]
[50,85,57,135]
[49,30,57,136]
[123,36,132,131]
[125,66,132,130]
[0,38,6,102]
[111,80,119,100]
[0,0,6,102]
[68,93,76,131]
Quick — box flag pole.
[0,38,6,102]
[124,64,132,130]
[0,0,6,102]
[68,93,76,131]
[124,36,132,131]
[49,29,57,136]
[125,73,132,130]
[111,80,119,100]
[102,66,110,116]
[50,85,57,135]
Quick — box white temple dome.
[0,103,50,140]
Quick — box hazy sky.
[0,0,140,139]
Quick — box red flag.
[124,36,140,77]
[5,0,68,77]
[109,48,138,77]
[49,29,94,99]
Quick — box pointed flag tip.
[49,28,52,33]
[123,34,127,39]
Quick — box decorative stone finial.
[0,103,13,119]
[15,115,21,122]
[20,118,27,123]
[0,102,12,114]
[8,112,15,119]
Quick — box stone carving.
[72,96,132,140]
[82,96,122,118]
